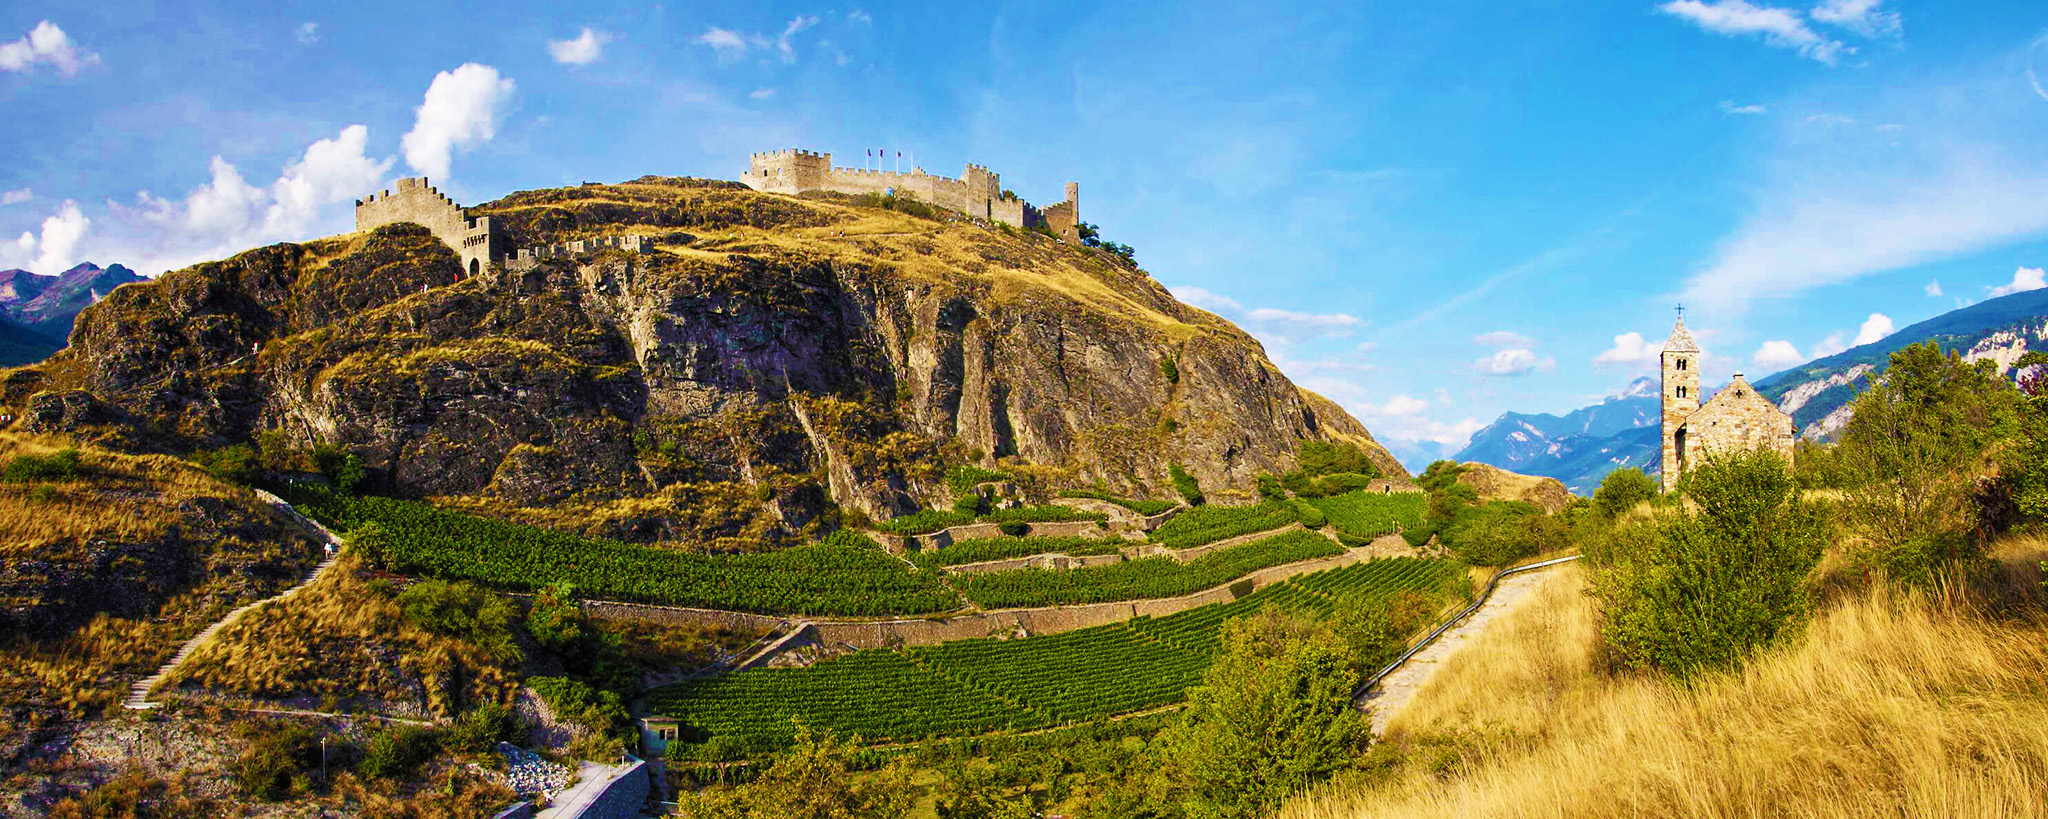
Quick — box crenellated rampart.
[743,147,1077,236]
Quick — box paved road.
[1358,566,1566,735]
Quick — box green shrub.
[945,465,1012,496]
[395,580,523,663]
[530,675,628,736]
[232,723,322,800]
[1586,448,1828,679]
[1297,441,1377,479]
[953,493,988,517]
[1416,461,1466,493]
[1289,498,1328,529]
[1255,474,1285,501]
[1592,467,1659,519]
[444,702,522,755]
[357,725,440,781]
[997,521,1029,537]
[1440,501,1560,566]
[1312,473,1376,497]
[1160,355,1180,385]
[193,444,260,485]
[1,447,81,483]
[1400,522,1436,548]
[1169,463,1205,506]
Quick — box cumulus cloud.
[0,20,100,75]
[4,200,90,274]
[1810,0,1902,39]
[401,64,515,180]
[1721,100,1768,115]
[548,28,611,65]
[295,22,319,45]
[1853,312,1894,345]
[1752,340,1807,370]
[0,188,29,205]
[263,125,393,235]
[1989,266,2047,298]
[1809,331,1850,360]
[1373,394,1430,416]
[1475,348,1552,377]
[1924,279,1942,297]
[1472,330,1534,347]
[1656,0,1848,65]
[1593,331,1665,370]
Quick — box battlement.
[740,146,1076,234]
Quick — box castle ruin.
[743,149,1082,241]
[1659,314,1797,491]
[353,178,506,277]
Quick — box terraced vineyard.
[648,557,1464,752]
[277,484,961,616]
[1306,490,1427,538]
[950,530,1342,609]
[1147,500,1302,549]
[907,536,1127,569]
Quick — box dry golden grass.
[1281,545,2048,819]
[0,432,252,553]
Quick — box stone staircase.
[123,493,344,711]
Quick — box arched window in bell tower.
[1676,385,1688,398]
[1676,358,1688,371]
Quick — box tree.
[1586,448,1827,678]
[1592,467,1658,519]
[1156,607,1369,819]
[1833,341,2016,582]
[671,726,915,819]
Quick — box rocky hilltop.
[0,177,1397,547]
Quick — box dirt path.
[1358,562,1571,735]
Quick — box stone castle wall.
[745,148,1073,236]
[354,177,503,276]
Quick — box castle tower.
[1660,312,1702,492]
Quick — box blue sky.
[4,0,2047,460]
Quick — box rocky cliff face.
[0,177,1399,548]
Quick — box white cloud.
[1853,312,1894,345]
[1656,0,1848,65]
[1924,279,1942,297]
[1721,100,1768,115]
[1989,266,2047,298]
[1472,330,1534,347]
[401,64,515,180]
[1810,0,1902,39]
[1805,113,1856,127]
[1593,331,1665,370]
[1475,348,1552,377]
[749,87,775,100]
[848,9,873,26]
[295,22,319,45]
[548,28,611,66]
[2,200,90,274]
[695,27,751,58]
[0,188,29,205]
[1245,307,1361,329]
[1752,340,1807,370]
[0,20,100,76]
[776,15,820,62]
[1167,284,1243,313]
[263,124,392,236]
[1809,331,1850,359]
[1373,394,1430,417]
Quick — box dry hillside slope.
[0,178,1397,546]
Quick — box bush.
[997,521,1028,537]
[1440,501,1558,566]
[357,725,440,781]
[1297,441,1377,479]
[945,465,1011,496]
[1592,467,1659,519]
[309,444,364,493]
[1255,474,1285,501]
[232,723,322,800]
[445,701,522,755]
[1311,473,1375,497]
[1169,463,1205,507]
[395,580,523,664]
[1586,448,1828,679]
[1289,498,1328,529]
[1159,354,1180,385]
[1,447,81,483]
[530,675,628,736]
[952,493,988,517]
[193,444,260,485]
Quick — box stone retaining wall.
[942,550,1130,576]
[1142,522,1306,563]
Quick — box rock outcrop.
[1456,462,1572,513]
[0,177,1400,547]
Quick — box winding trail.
[1356,557,1578,735]
[122,489,345,711]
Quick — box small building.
[1659,314,1797,491]
[637,716,682,758]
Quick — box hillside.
[1451,378,1662,493]
[0,177,1397,547]
[1754,288,2048,438]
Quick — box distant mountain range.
[0,262,143,366]
[1449,377,1664,494]
[1446,287,2048,495]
